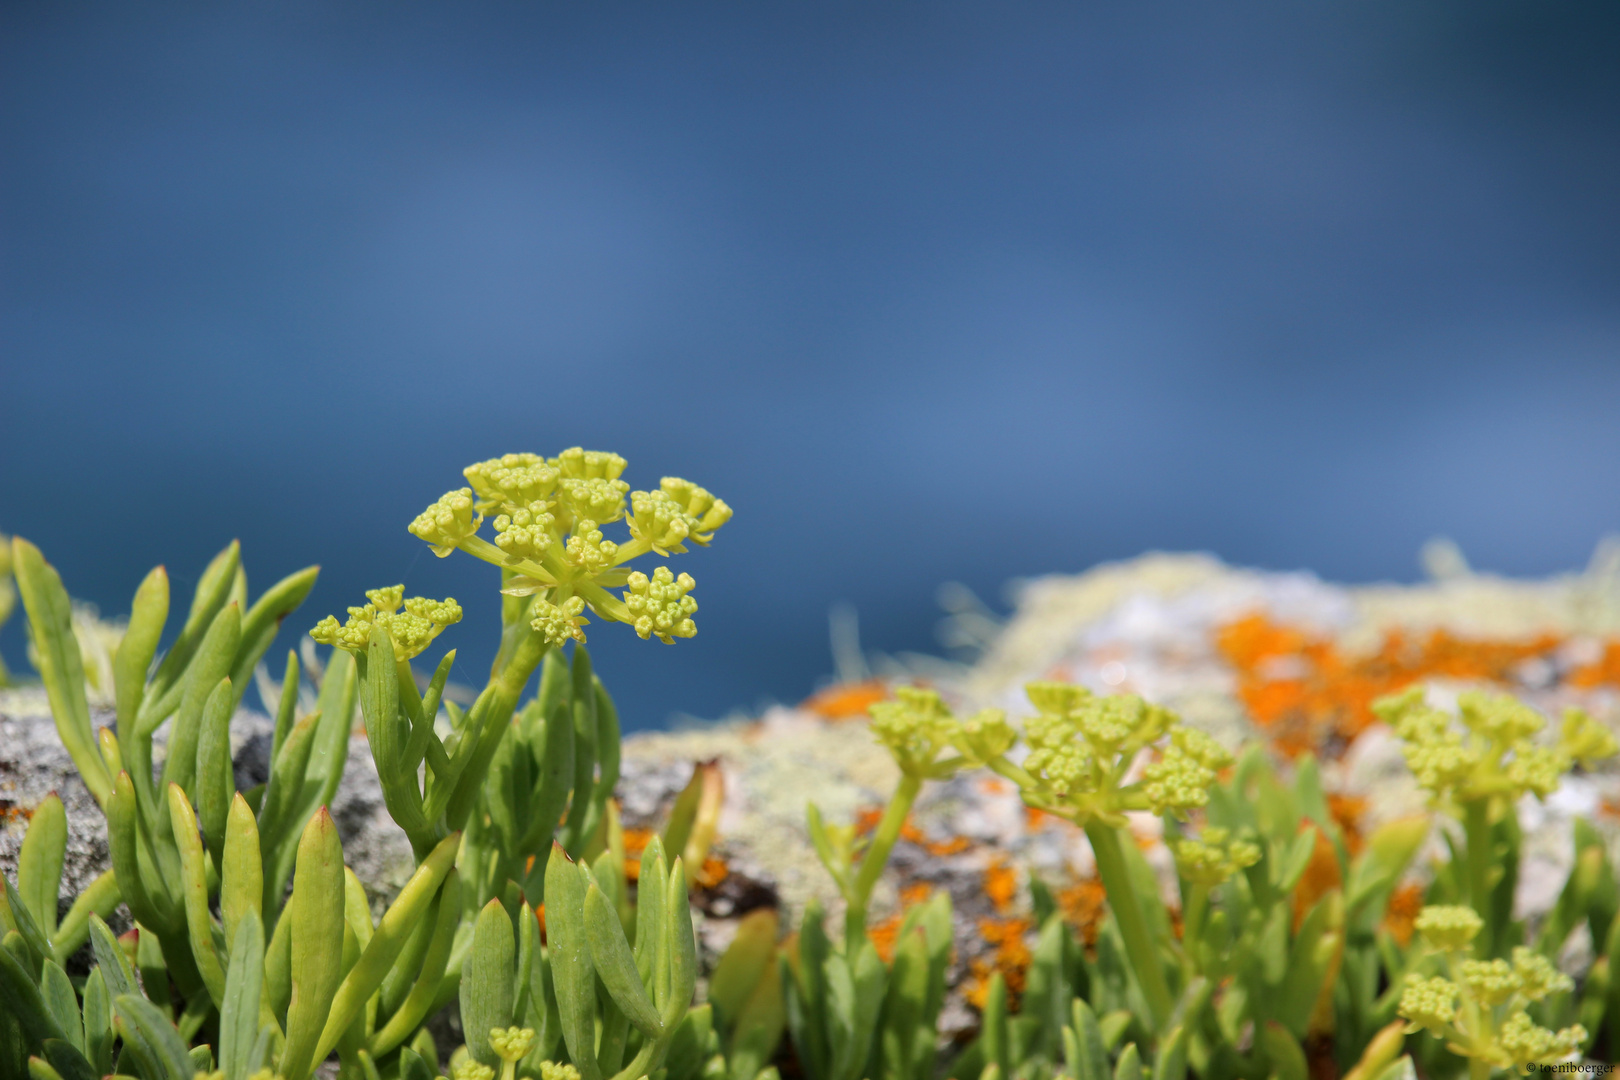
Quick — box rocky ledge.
[4,550,1619,1039]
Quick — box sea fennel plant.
[788,687,981,1080]
[9,457,1620,1080]
[1372,687,1619,1074]
[9,537,332,998]
[875,682,1436,1080]
[0,446,733,1080]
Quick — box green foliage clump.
[2,450,1618,1080]
[0,448,742,1080]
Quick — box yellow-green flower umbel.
[958,680,1231,1032]
[407,448,731,645]
[996,682,1229,830]
[1170,826,1262,887]
[1397,904,1586,1073]
[1376,686,1618,955]
[310,585,462,660]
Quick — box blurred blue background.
[3,4,1619,731]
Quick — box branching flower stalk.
[966,683,1231,1031]
[409,452,728,650]
[1167,826,1260,947]
[1398,905,1586,1077]
[815,687,974,948]
[1376,689,1618,956]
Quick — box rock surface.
[4,550,1619,1037]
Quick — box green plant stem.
[1181,882,1209,947]
[1463,799,1492,956]
[844,773,921,951]
[1468,1057,1491,1080]
[1085,821,1173,1032]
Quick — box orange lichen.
[802,679,891,720]
[1056,878,1108,947]
[696,855,730,889]
[963,916,1032,1010]
[622,827,654,880]
[901,882,935,906]
[1216,613,1567,758]
[1327,793,1367,854]
[983,857,1019,914]
[853,808,972,856]
[1570,641,1620,689]
[867,915,903,963]
[1381,882,1426,947]
[867,883,936,962]
[618,825,728,888]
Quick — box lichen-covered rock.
[0,686,414,921]
[4,550,1619,1038]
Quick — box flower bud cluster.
[1170,826,1261,886]
[1014,682,1229,828]
[311,585,462,660]
[1398,904,1587,1069]
[410,488,482,555]
[1375,687,1617,809]
[530,595,588,648]
[489,1026,536,1064]
[623,567,697,643]
[407,449,731,646]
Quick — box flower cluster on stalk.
[1397,904,1586,1071]
[1375,688,1617,812]
[405,449,731,646]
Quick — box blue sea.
[3,3,1618,731]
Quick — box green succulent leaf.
[1112,1044,1142,1080]
[229,565,320,713]
[219,914,264,1080]
[367,868,462,1058]
[461,899,517,1067]
[18,794,66,937]
[398,1047,435,1080]
[82,968,114,1078]
[87,916,139,999]
[41,1040,97,1080]
[1067,999,1108,1080]
[319,834,460,1064]
[586,881,665,1039]
[158,602,241,799]
[105,773,169,934]
[545,844,601,1080]
[39,962,83,1055]
[146,541,241,715]
[281,808,346,1080]
[10,539,113,805]
[51,870,119,959]
[1148,1026,1187,1080]
[114,995,193,1080]
[166,783,226,1005]
[194,676,237,866]
[3,865,55,966]
[220,794,263,950]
